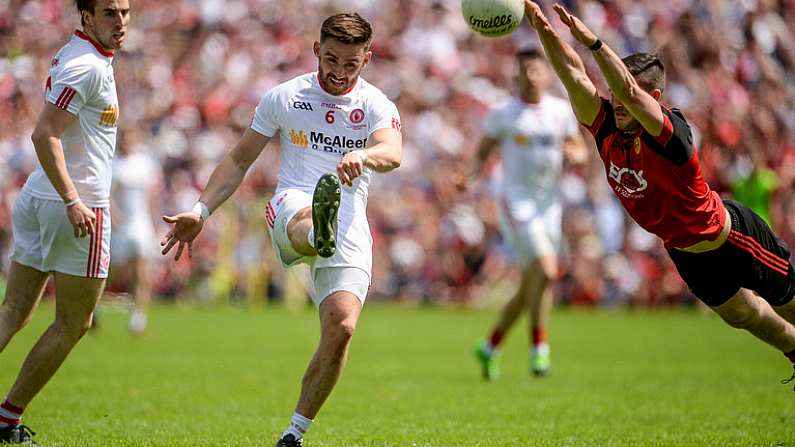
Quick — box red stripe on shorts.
[86,211,97,277]
[730,231,789,271]
[727,233,788,276]
[94,209,103,277]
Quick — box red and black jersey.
[583,98,726,248]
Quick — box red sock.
[786,349,795,365]
[532,327,546,346]
[0,400,23,428]
[488,329,504,349]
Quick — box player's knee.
[718,302,763,330]
[326,318,357,346]
[540,265,557,282]
[54,316,93,341]
[0,305,33,334]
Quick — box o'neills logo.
[310,131,366,154]
[469,14,514,30]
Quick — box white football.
[462,0,525,38]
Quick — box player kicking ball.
[524,0,795,389]
[160,13,402,446]
[473,49,586,380]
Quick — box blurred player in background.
[109,130,160,335]
[0,0,129,443]
[160,12,402,446]
[524,0,795,388]
[473,49,586,380]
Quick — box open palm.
[552,3,598,47]
[160,212,204,260]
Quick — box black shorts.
[667,200,795,307]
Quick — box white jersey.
[112,152,157,232]
[251,72,401,271]
[484,95,578,202]
[23,30,119,208]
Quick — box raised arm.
[524,1,601,126]
[31,103,97,238]
[551,3,665,136]
[160,128,271,260]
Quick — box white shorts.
[10,191,111,278]
[311,267,369,305]
[111,224,156,264]
[266,189,313,268]
[266,189,370,305]
[498,197,561,268]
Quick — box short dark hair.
[517,48,544,62]
[320,13,373,47]
[621,52,665,92]
[75,0,96,27]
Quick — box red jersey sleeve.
[580,98,616,154]
[645,107,694,166]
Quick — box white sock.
[307,227,315,248]
[531,343,550,356]
[282,412,313,440]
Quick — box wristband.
[588,39,603,51]
[64,197,81,208]
[192,201,210,221]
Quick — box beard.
[318,65,359,95]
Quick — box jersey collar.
[74,30,114,58]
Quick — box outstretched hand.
[524,0,551,30]
[552,3,599,47]
[160,212,204,261]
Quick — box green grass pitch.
[1,303,793,446]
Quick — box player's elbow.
[387,155,401,170]
[615,81,642,104]
[30,125,53,148]
[385,153,401,171]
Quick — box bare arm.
[161,128,271,260]
[524,1,601,126]
[563,130,589,165]
[472,136,499,177]
[337,127,402,186]
[31,102,97,237]
[552,3,665,136]
[31,103,80,203]
[198,128,271,213]
[591,45,665,136]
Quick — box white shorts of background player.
[498,197,562,268]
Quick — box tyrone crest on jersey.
[608,161,647,197]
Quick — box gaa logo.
[349,108,365,124]
[293,101,314,111]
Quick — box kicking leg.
[0,262,49,353]
[287,174,341,259]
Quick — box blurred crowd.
[0,0,794,307]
